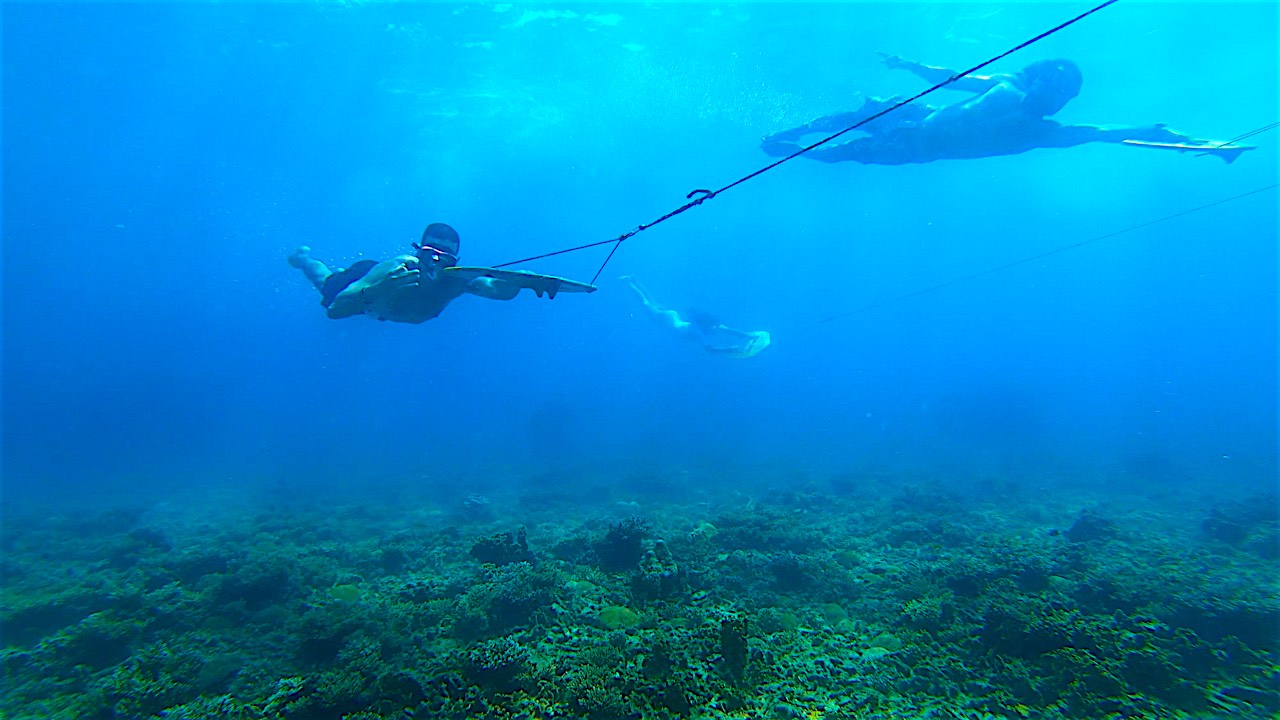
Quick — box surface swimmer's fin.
[1121,139,1254,164]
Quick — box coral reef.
[468,527,534,566]
[2,467,1277,719]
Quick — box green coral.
[598,604,640,629]
[558,644,640,719]
[2,461,1276,720]
[456,561,564,638]
[258,676,309,718]
[156,694,252,720]
[92,642,201,717]
[461,636,531,692]
[328,584,362,603]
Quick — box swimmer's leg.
[763,110,867,157]
[620,275,654,305]
[288,246,333,291]
[620,276,692,333]
[762,96,934,159]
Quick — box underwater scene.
[2,2,1278,719]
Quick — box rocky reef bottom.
[3,465,1277,719]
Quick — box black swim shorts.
[319,259,378,309]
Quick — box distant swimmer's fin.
[1121,139,1254,164]
[719,330,771,359]
[446,266,597,295]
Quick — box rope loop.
[687,188,716,204]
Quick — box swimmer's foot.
[287,246,312,268]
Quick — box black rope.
[492,188,718,282]
[493,0,1120,281]
[809,183,1279,327]
[1216,121,1280,147]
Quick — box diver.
[288,222,593,324]
[761,54,1252,165]
[621,275,771,358]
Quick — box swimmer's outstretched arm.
[877,53,1003,93]
[464,277,522,301]
[1044,122,1202,147]
[457,269,573,300]
[1042,122,1253,163]
[1039,121,1183,147]
[621,276,693,333]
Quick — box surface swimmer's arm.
[878,53,1002,94]
[1036,122,1192,149]
[1040,123,1252,163]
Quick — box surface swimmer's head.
[1015,59,1082,116]
[416,223,461,266]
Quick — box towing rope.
[492,0,1122,284]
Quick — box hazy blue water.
[3,2,1276,508]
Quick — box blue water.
[5,2,1274,502]
[4,3,1279,718]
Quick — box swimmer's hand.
[381,256,423,290]
[525,276,563,299]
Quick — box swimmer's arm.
[327,256,416,319]
[878,53,1003,93]
[462,270,568,300]
[463,277,522,301]
[1038,122,1192,148]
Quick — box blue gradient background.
[3,2,1276,509]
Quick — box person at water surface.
[761,54,1252,165]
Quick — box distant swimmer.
[762,54,1252,165]
[621,276,771,358]
[288,222,594,324]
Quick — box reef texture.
[2,473,1276,719]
